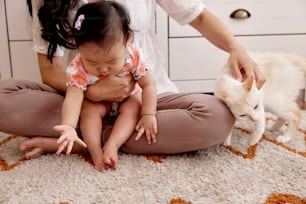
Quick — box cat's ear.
[242,76,254,92]
[217,89,228,100]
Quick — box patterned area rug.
[0,112,306,204]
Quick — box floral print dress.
[66,44,150,116]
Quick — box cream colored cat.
[214,52,306,146]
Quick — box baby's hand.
[54,124,87,155]
[135,115,157,144]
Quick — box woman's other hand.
[85,74,136,102]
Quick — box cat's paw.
[223,133,232,146]
[223,138,231,146]
[248,139,259,146]
[276,134,292,143]
[266,125,279,132]
[248,134,262,146]
[268,123,284,132]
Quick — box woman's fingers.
[230,61,242,82]
[254,65,265,89]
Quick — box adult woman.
[0,0,264,159]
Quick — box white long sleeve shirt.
[31,0,206,94]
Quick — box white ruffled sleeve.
[156,0,206,25]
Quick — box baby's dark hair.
[72,1,132,50]
[26,0,79,62]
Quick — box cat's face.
[218,76,263,122]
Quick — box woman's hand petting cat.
[228,48,266,89]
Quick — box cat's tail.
[286,54,306,77]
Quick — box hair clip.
[74,14,85,30]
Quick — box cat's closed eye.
[239,114,247,117]
[254,104,259,110]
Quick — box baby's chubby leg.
[80,100,111,171]
[103,94,141,169]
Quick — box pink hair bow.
[75,14,85,30]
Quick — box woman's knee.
[205,95,235,145]
[181,94,235,144]
[0,79,17,93]
[211,95,233,115]
[204,94,235,128]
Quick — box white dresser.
[0,0,40,81]
[156,0,306,93]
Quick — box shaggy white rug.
[0,112,305,204]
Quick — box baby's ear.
[127,31,134,44]
[242,76,254,91]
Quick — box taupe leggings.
[0,79,235,154]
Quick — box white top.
[31,0,206,94]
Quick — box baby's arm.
[135,72,158,144]
[54,86,87,154]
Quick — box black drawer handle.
[230,9,251,19]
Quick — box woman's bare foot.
[19,137,48,159]
[19,136,86,160]
[102,142,119,169]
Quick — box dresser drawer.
[169,38,227,80]
[169,35,306,85]
[169,0,306,37]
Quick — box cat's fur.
[214,52,306,146]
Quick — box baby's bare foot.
[88,147,105,171]
[103,143,119,169]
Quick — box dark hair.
[27,0,79,62]
[72,1,132,50]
